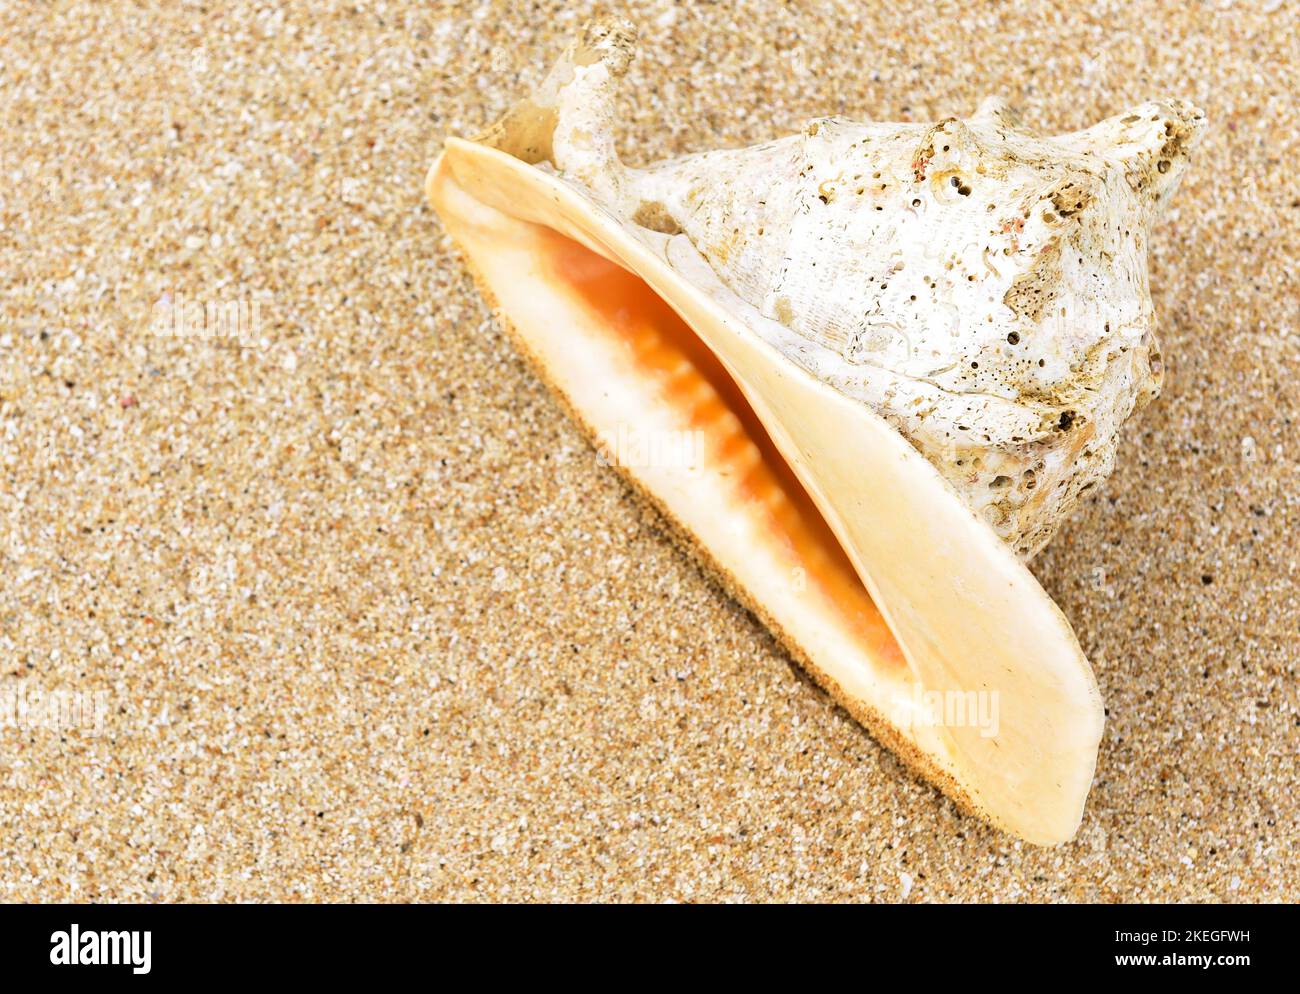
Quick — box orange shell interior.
[544,227,906,671]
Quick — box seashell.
[426,19,1204,844]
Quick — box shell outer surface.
[476,18,1205,558]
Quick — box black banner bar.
[0,903,1283,982]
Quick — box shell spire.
[475,17,637,203]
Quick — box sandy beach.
[1,0,1296,901]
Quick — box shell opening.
[539,227,909,676]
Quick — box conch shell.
[427,19,1204,844]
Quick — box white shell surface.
[496,20,1205,558]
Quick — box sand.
[0,0,1295,902]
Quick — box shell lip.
[429,136,1105,846]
